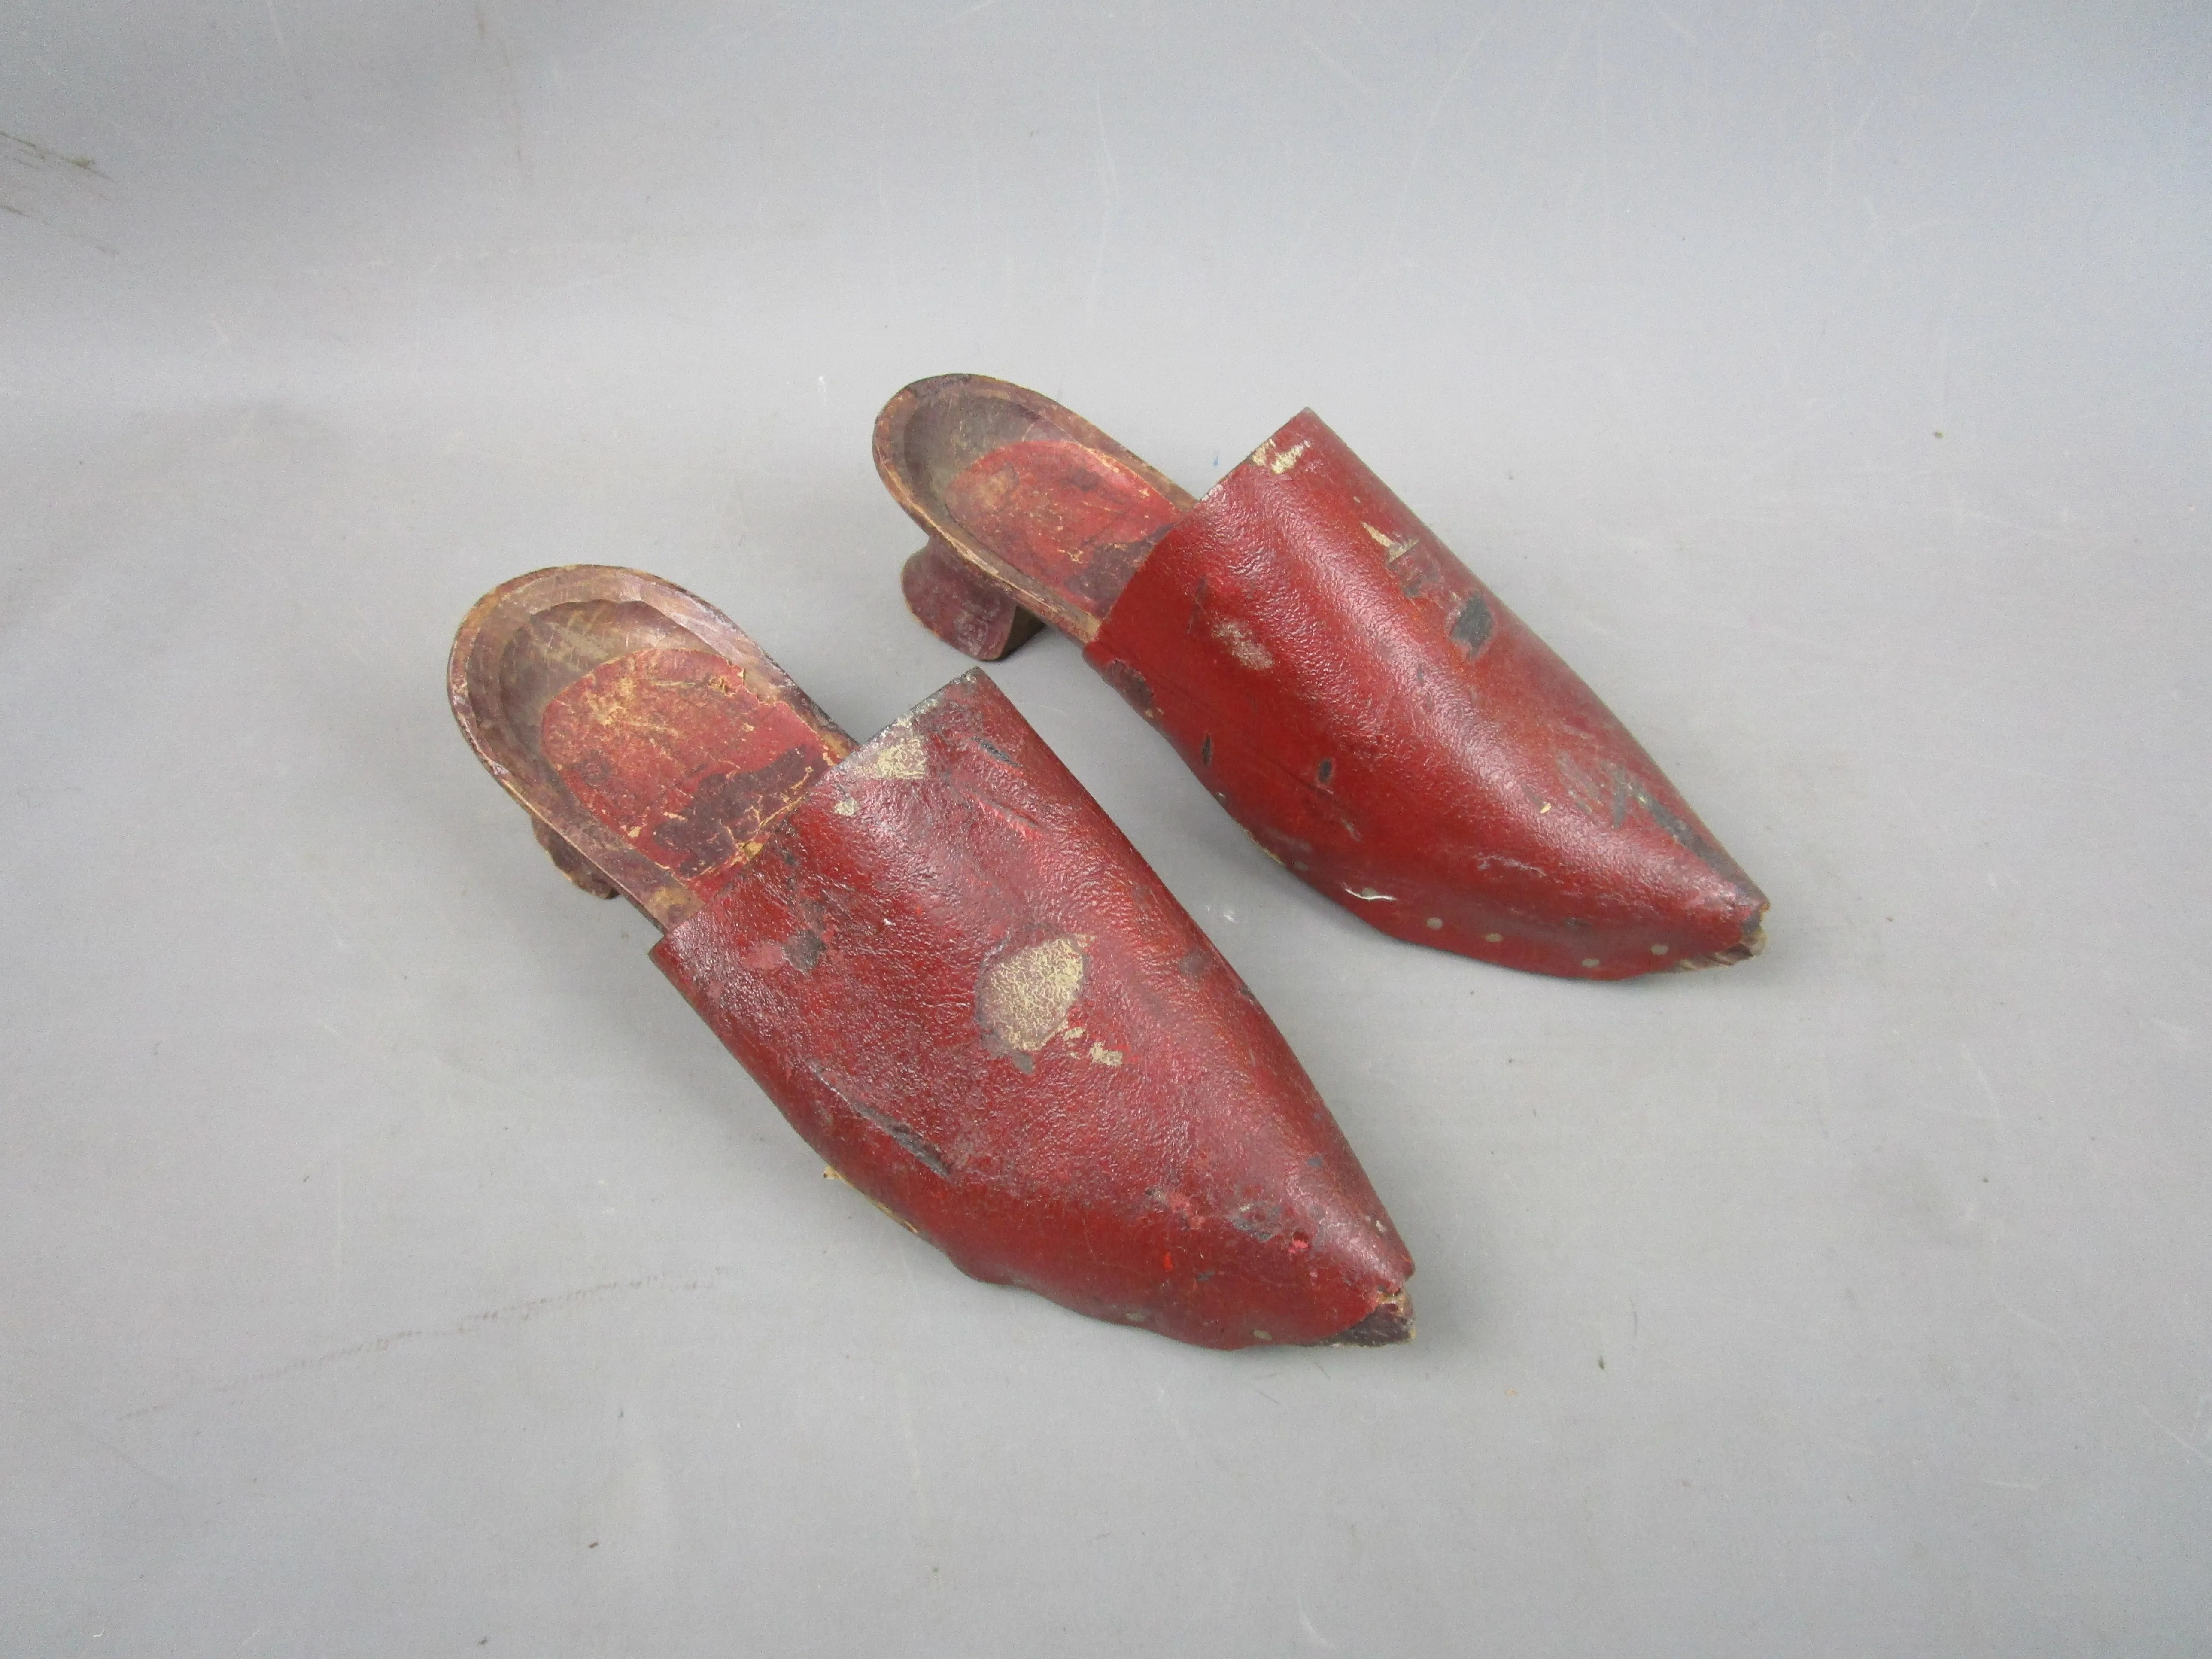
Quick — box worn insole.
[941,439,1183,626]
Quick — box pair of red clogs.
[451,376,1767,1352]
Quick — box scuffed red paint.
[541,646,837,901]
[943,438,1177,614]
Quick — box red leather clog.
[876,375,1768,981]
[450,566,1413,1349]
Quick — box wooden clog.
[877,376,1767,981]
[450,566,1413,1349]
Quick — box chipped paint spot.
[1425,916,1443,930]
[1253,437,1310,474]
[1450,592,1494,653]
[1088,1042,1124,1067]
[1650,942,1669,955]
[1484,932,1504,943]
[850,726,929,780]
[1251,1329,1273,1342]
[1358,518,1419,561]
[1581,957,1601,968]
[979,935,1087,1054]
[1346,886,1396,902]
[1209,616,1274,671]
[833,797,858,816]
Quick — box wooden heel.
[532,816,620,899]
[900,535,1045,662]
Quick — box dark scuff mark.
[1,131,106,179]
[1316,757,1334,784]
[809,1066,950,1177]
[1450,592,1494,656]
[1553,754,1623,826]
[1200,734,1212,767]
[0,196,118,255]
[1098,660,1155,717]
[970,791,1045,837]
[1591,757,1761,896]
[1320,1288,1413,1346]
[783,929,825,971]
[975,736,1015,764]
[859,1107,951,1177]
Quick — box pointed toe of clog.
[1322,1287,1415,1347]
[1348,784,1768,981]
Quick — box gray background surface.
[4,2,2207,1653]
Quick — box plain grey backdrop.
[4,1,2207,1653]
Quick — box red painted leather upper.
[652,671,1412,1348]
[1086,413,1766,979]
